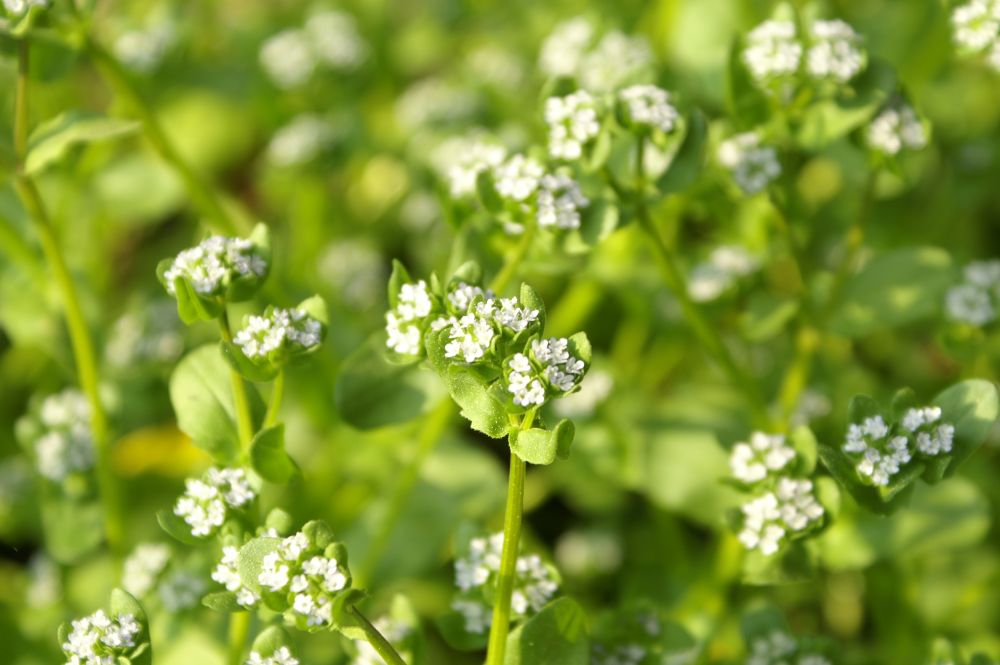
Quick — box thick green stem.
[485,409,535,665]
[348,605,407,665]
[13,40,125,553]
[226,611,251,665]
[263,370,285,429]
[83,36,247,236]
[217,313,256,451]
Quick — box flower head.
[27,389,93,484]
[866,103,928,156]
[946,260,1000,326]
[122,543,171,599]
[730,432,796,484]
[618,85,679,134]
[61,609,143,665]
[385,278,437,356]
[161,235,268,299]
[806,19,866,83]
[952,0,1000,53]
[505,337,586,407]
[234,307,324,365]
[742,20,802,85]
[3,0,47,16]
[717,132,781,195]
[267,115,336,167]
[247,646,299,665]
[842,406,955,487]
[545,90,601,160]
[212,546,260,608]
[173,468,256,538]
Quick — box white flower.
[436,138,507,198]
[618,84,679,134]
[545,91,601,160]
[385,279,435,355]
[946,283,995,326]
[257,532,349,628]
[806,19,866,83]
[447,282,491,312]
[122,543,170,598]
[114,23,176,74]
[212,546,260,608]
[506,337,586,407]
[260,29,317,89]
[476,296,540,334]
[493,154,545,202]
[952,0,1000,52]
[61,609,142,664]
[173,468,255,538]
[747,630,797,665]
[246,646,300,665]
[737,480,823,555]
[395,78,478,129]
[965,259,1000,287]
[444,313,496,363]
[730,432,796,484]
[579,31,653,92]
[32,390,94,483]
[717,132,781,195]
[536,173,589,230]
[688,245,759,302]
[3,0,47,16]
[902,406,955,456]
[742,20,803,84]
[163,236,267,297]
[267,114,336,167]
[866,103,927,155]
[159,570,206,612]
[234,308,323,361]
[539,17,595,78]
[304,10,367,70]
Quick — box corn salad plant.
[3,1,1000,664]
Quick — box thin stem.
[263,370,285,429]
[83,35,248,236]
[218,313,256,451]
[485,409,535,665]
[490,219,536,293]
[13,40,124,552]
[226,611,251,665]
[348,606,407,665]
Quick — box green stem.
[485,409,535,665]
[218,313,256,451]
[13,40,125,553]
[490,219,536,293]
[226,611,251,665]
[348,605,407,665]
[263,370,285,429]
[355,398,454,587]
[83,35,248,236]
[630,137,770,428]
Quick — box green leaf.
[220,341,279,382]
[387,260,413,308]
[504,597,589,665]
[789,426,818,475]
[296,294,329,326]
[446,367,510,438]
[250,424,299,484]
[304,520,337,550]
[435,610,491,651]
[202,591,241,613]
[265,508,294,536]
[476,169,504,214]
[42,493,104,564]
[740,294,799,342]
[934,379,999,476]
[334,333,445,430]
[238,537,282,594]
[172,277,220,325]
[724,39,770,128]
[655,109,707,195]
[817,443,913,515]
[830,247,957,338]
[510,420,574,465]
[848,394,884,424]
[25,111,140,175]
[567,332,591,366]
[169,344,266,462]
[740,606,790,643]
[741,541,815,585]
[519,283,546,331]
[250,625,296,657]
[110,589,151,665]
[156,508,206,545]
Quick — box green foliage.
[25,111,140,175]
[504,597,589,665]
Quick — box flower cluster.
[267,114,337,167]
[545,90,601,160]
[452,533,559,634]
[28,389,94,484]
[173,468,256,538]
[438,294,540,363]
[114,21,176,74]
[105,301,184,368]
[259,9,366,88]
[258,531,351,628]
[730,433,824,556]
[617,84,679,134]
[486,154,589,233]
[233,307,324,364]
[212,545,260,608]
[952,0,1000,70]
[688,245,760,302]
[717,132,781,195]
[61,610,142,665]
[507,338,586,407]
[946,259,1000,326]
[842,407,955,487]
[122,543,171,599]
[866,102,928,156]
[742,16,866,96]
[2,0,46,16]
[747,630,831,665]
[158,569,207,612]
[247,647,299,665]
[435,137,507,198]
[538,18,653,92]
[161,235,268,298]
[385,279,436,356]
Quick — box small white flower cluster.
[234,308,323,361]
[731,432,824,556]
[159,569,207,612]
[395,77,479,130]
[122,543,171,598]
[688,245,760,302]
[494,154,546,202]
[385,280,435,355]
[440,296,541,363]
[351,616,411,665]
[952,0,1000,70]
[163,236,267,297]
[173,468,256,538]
[114,22,176,74]
[747,630,830,665]
[618,84,679,134]
[436,138,508,198]
[507,338,586,407]
[32,389,94,483]
[267,114,336,167]
[490,155,588,232]
[106,301,184,368]
[843,409,955,486]
[3,0,46,16]
[730,432,796,484]
[866,102,928,156]
[946,259,1000,326]
[62,610,141,665]
[538,18,652,92]
[258,532,349,628]
[742,17,865,93]
[212,546,260,608]
[717,133,781,195]
[260,10,367,88]
[545,91,601,160]
[247,647,299,665]
[452,533,558,634]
